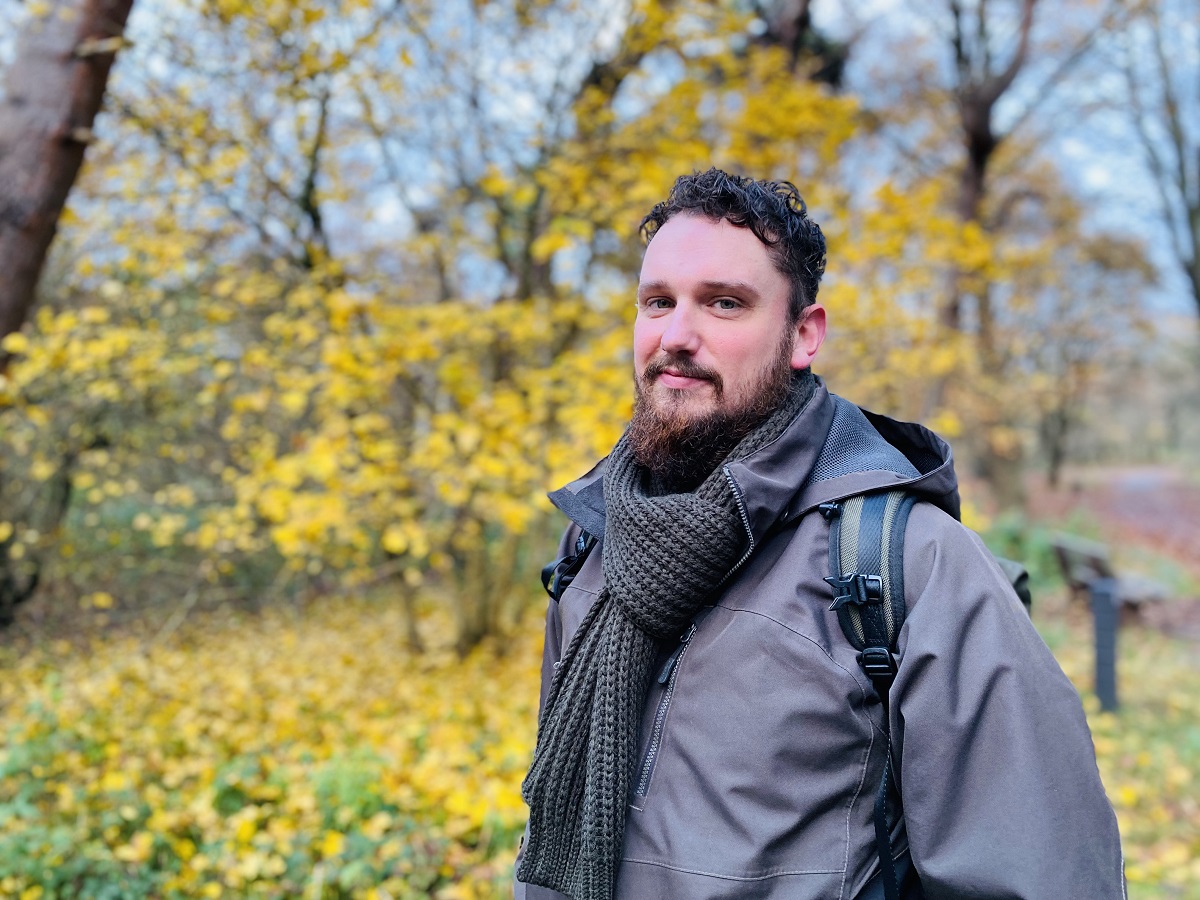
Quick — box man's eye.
[715,298,740,310]
[646,297,673,310]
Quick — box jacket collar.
[547,379,960,542]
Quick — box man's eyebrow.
[637,280,670,298]
[697,280,762,300]
[637,279,763,300]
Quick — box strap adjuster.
[858,646,898,687]
[824,573,884,611]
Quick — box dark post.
[1090,577,1119,711]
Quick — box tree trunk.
[1188,249,1200,323]
[755,0,848,86]
[980,442,1027,511]
[925,0,1039,508]
[0,0,136,346]
[942,128,991,332]
[1040,407,1070,489]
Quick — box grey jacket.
[516,382,1125,900]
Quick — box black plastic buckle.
[541,555,572,599]
[824,573,884,611]
[818,502,842,521]
[541,532,596,601]
[858,646,898,687]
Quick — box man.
[515,169,1124,900]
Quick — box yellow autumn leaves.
[2,593,1198,898]
[0,598,541,899]
[1050,617,1200,894]
[0,273,632,646]
[2,0,1104,658]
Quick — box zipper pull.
[658,623,697,684]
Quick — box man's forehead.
[638,215,781,288]
[642,214,771,257]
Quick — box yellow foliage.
[0,0,1150,678]
[0,595,1198,897]
[87,591,116,610]
[0,598,543,898]
[1048,620,1200,896]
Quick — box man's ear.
[790,304,826,370]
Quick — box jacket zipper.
[718,465,756,586]
[633,468,755,799]
[634,622,697,797]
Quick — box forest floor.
[0,462,1197,897]
[994,463,1200,896]
[1027,464,1200,579]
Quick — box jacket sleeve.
[893,504,1125,900]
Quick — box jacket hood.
[547,379,960,545]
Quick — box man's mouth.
[645,357,718,387]
[657,368,711,389]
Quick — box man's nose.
[659,303,701,355]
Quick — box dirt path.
[1027,465,1200,580]
[1025,465,1200,639]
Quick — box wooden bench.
[1050,533,1167,619]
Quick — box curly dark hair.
[640,168,827,323]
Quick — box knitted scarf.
[518,371,816,900]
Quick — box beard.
[628,332,796,492]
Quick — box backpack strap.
[541,530,597,602]
[821,490,917,900]
[995,556,1032,612]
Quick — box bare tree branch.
[1120,0,1200,319]
[297,84,332,269]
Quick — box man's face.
[630,214,824,482]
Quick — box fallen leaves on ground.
[0,598,540,899]
[0,596,1196,897]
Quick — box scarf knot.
[603,485,743,640]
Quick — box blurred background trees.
[0,0,1196,649]
[2,3,1199,898]
[1117,0,1200,322]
